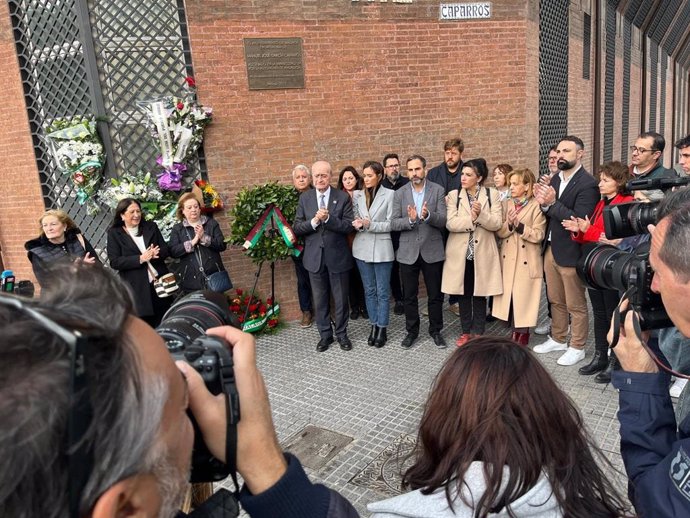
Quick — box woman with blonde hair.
[492,168,546,345]
[25,209,100,286]
[169,192,230,293]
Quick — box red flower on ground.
[266,297,273,305]
[230,304,241,312]
[268,318,278,328]
[238,315,245,323]
[249,303,259,312]
[235,288,243,296]
[185,76,196,88]
[259,304,267,313]
[176,101,184,110]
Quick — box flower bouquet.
[192,179,223,213]
[44,116,105,212]
[97,171,178,239]
[138,77,212,191]
[228,288,280,334]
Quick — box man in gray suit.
[391,155,448,349]
[294,161,355,352]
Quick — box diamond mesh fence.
[8,0,202,261]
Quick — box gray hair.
[292,164,310,178]
[659,203,690,283]
[0,264,170,517]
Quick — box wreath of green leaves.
[229,182,299,264]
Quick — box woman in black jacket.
[107,198,171,327]
[25,209,100,287]
[168,192,229,292]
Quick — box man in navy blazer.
[294,161,355,352]
[534,136,599,367]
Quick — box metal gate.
[7,0,203,259]
[538,0,570,176]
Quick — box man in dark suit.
[381,153,409,315]
[294,160,355,352]
[390,155,448,349]
[534,136,599,366]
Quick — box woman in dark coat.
[25,209,100,287]
[168,192,229,292]
[107,198,171,327]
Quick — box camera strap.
[218,352,241,496]
[611,288,690,379]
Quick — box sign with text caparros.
[440,2,491,20]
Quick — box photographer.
[0,265,358,518]
[609,198,690,517]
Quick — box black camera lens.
[157,291,240,351]
[576,244,634,291]
[603,201,659,239]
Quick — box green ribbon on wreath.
[243,204,302,257]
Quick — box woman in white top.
[352,161,395,348]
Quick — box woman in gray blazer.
[352,161,395,348]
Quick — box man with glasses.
[629,131,675,201]
[381,153,409,315]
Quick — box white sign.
[440,3,492,20]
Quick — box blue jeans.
[356,259,393,327]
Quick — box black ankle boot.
[368,325,377,346]
[374,326,387,348]
[578,351,608,375]
[594,353,619,384]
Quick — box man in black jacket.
[628,131,676,201]
[533,136,598,367]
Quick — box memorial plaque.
[244,38,305,90]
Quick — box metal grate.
[583,13,591,80]
[627,0,655,29]
[621,17,632,163]
[649,41,658,131]
[647,0,681,45]
[664,2,690,55]
[8,0,201,260]
[659,52,667,137]
[538,0,569,176]
[603,1,617,162]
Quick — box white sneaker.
[534,319,551,335]
[557,347,586,366]
[532,336,568,354]
[670,378,688,398]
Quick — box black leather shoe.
[394,301,404,315]
[350,308,360,320]
[578,351,608,375]
[316,335,334,352]
[368,325,378,346]
[360,307,369,319]
[374,327,387,348]
[400,333,418,349]
[594,354,619,384]
[431,333,447,349]
[338,335,353,351]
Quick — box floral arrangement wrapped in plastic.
[138,77,212,192]
[97,171,178,239]
[44,116,105,213]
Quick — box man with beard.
[628,131,675,201]
[533,136,598,366]
[391,155,448,349]
[381,153,409,316]
[427,138,464,316]
[0,265,359,518]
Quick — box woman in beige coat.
[492,168,546,345]
[442,158,503,347]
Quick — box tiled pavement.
[221,295,631,516]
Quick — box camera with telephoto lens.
[157,290,241,482]
[576,177,689,331]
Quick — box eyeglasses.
[630,146,658,154]
[0,296,94,518]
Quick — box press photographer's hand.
[607,298,657,373]
[177,326,287,494]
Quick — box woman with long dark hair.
[337,165,367,320]
[352,160,394,347]
[368,337,631,517]
[107,197,172,327]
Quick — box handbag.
[193,243,232,293]
[148,264,179,298]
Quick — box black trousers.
[390,232,403,303]
[348,264,366,312]
[588,288,620,355]
[309,258,350,340]
[458,260,487,335]
[400,256,443,336]
[291,255,313,313]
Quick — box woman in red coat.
[562,161,633,382]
